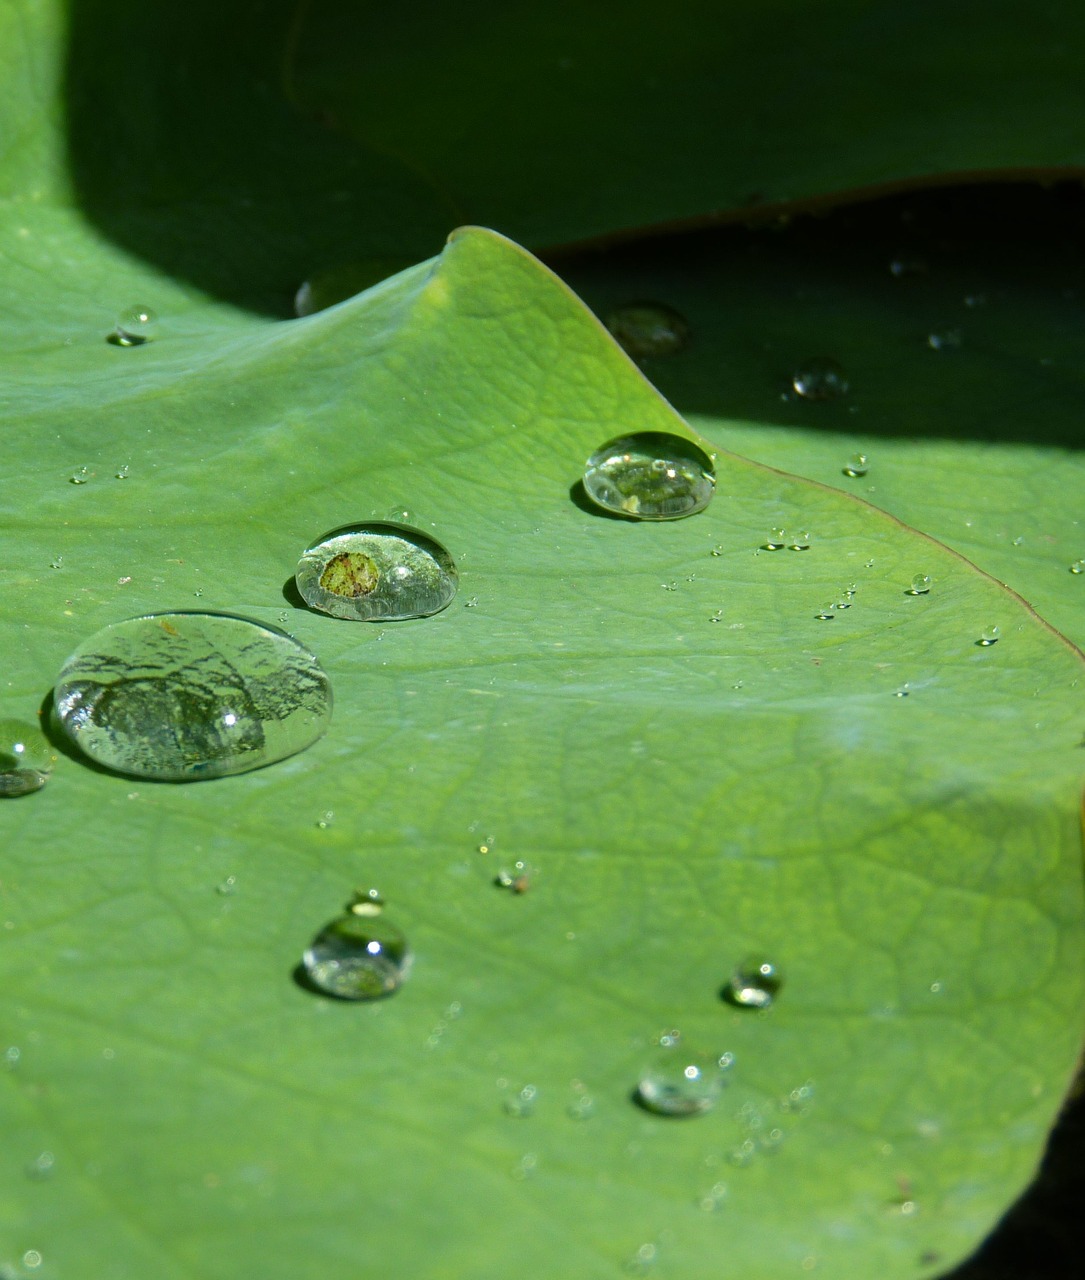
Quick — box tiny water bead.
[1070,560,1085,574]
[764,528,787,551]
[814,604,836,621]
[788,531,811,551]
[69,467,89,485]
[791,357,849,401]
[504,1084,538,1118]
[978,626,1001,647]
[605,302,690,359]
[927,329,962,351]
[908,574,932,595]
[842,453,868,477]
[582,432,715,520]
[495,861,532,893]
[295,523,457,621]
[302,893,410,1000]
[112,305,158,346]
[53,612,332,780]
[724,957,782,1009]
[635,1044,730,1117]
[0,720,56,797]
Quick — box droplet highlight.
[791,357,849,401]
[605,302,690,359]
[112,305,158,346]
[295,523,457,621]
[302,893,411,1000]
[0,720,56,797]
[724,957,782,1009]
[53,611,332,780]
[582,432,715,520]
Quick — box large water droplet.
[583,433,715,520]
[295,523,457,621]
[908,573,932,595]
[606,302,690,359]
[112,305,158,346]
[636,1042,728,1116]
[302,900,411,1000]
[0,719,56,797]
[842,453,868,477]
[791,357,849,401]
[53,612,332,780]
[723,957,782,1009]
[977,626,1001,647]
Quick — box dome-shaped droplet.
[582,432,715,521]
[908,574,932,595]
[112,306,158,346]
[842,453,868,477]
[791,358,849,401]
[1070,560,1084,575]
[302,905,412,1000]
[764,528,787,550]
[295,523,458,621]
[978,625,1001,647]
[636,1043,729,1117]
[53,612,332,780]
[0,720,56,797]
[605,302,690,360]
[723,957,782,1009]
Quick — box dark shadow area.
[280,575,307,609]
[35,685,115,776]
[568,479,634,520]
[64,0,450,316]
[557,183,1085,450]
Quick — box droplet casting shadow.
[568,479,636,521]
[36,686,115,777]
[281,575,307,609]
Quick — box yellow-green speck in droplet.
[842,452,868,477]
[582,432,715,521]
[978,625,1001,646]
[302,905,411,1000]
[295,523,457,621]
[635,1043,728,1117]
[53,611,332,781]
[908,573,932,595]
[112,305,158,346]
[605,302,690,359]
[723,957,782,1009]
[791,357,849,401]
[0,719,57,797]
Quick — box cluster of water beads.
[907,573,932,595]
[635,1034,735,1117]
[723,957,782,1009]
[582,432,715,520]
[977,625,1001,647]
[791,357,849,401]
[0,720,56,797]
[301,889,412,1000]
[605,302,690,359]
[52,611,332,781]
[763,528,810,551]
[842,453,869,477]
[295,522,458,621]
[111,305,158,347]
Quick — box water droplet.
[624,1242,658,1275]
[789,531,811,551]
[709,609,723,623]
[295,523,457,621]
[53,612,332,780]
[114,465,129,480]
[842,452,868,477]
[216,875,237,896]
[889,256,927,278]
[698,1181,728,1211]
[1012,535,1024,546]
[112,305,158,346]
[635,1044,727,1116]
[49,555,63,570]
[0,720,56,797]
[504,1083,538,1117]
[814,604,836,620]
[25,1151,54,1180]
[723,956,782,1009]
[606,302,690,359]
[302,902,411,1000]
[764,528,787,550]
[908,573,932,595]
[583,432,714,521]
[1070,560,1084,574]
[791,357,849,401]
[978,626,1001,646]
[894,684,911,698]
[349,888,385,917]
[927,329,961,351]
[567,1083,596,1120]
[69,466,89,485]
[22,1250,43,1271]
[495,860,532,893]
[661,580,677,592]
[464,595,479,608]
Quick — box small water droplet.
[114,465,129,480]
[295,523,457,621]
[908,574,932,595]
[698,1181,728,1211]
[495,860,532,893]
[316,810,335,829]
[606,302,690,359]
[25,1151,54,1180]
[22,1250,43,1271]
[49,555,63,570]
[977,626,1001,646]
[791,357,849,401]
[112,305,158,346]
[635,1043,727,1116]
[463,595,479,608]
[583,432,714,520]
[567,1091,596,1121]
[349,888,385,917]
[1070,560,1085,575]
[709,609,723,623]
[865,558,875,568]
[894,684,911,697]
[889,256,927,278]
[710,544,724,557]
[764,528,787,550]
[927,329,961,351]
[723,956,782,1009]
[814,604,836,620]
[789,531,811,551]
[302,900,411,999]
[0,720,56,798]
[842,452,868,477]
[53,612,332,780]
[215,875,237,896]
[69,466,89,485]
[504,1083,538,1117]
[1011,535,1024,546]
[624,1242,659,1275]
